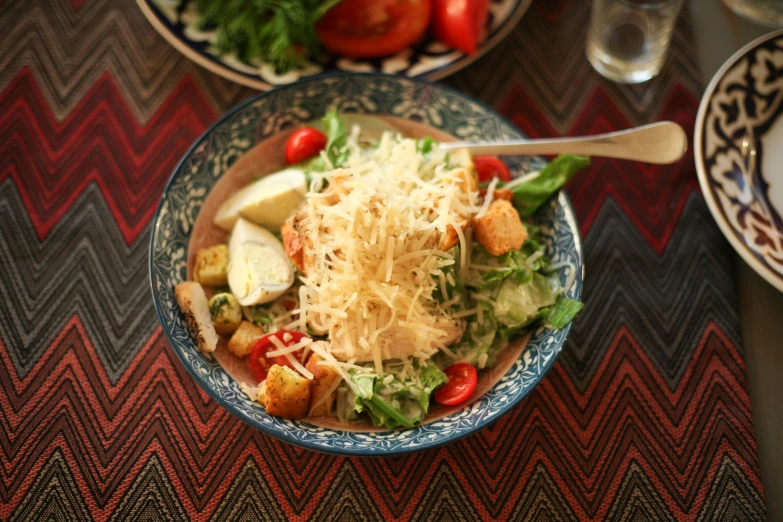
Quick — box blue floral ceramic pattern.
[696,30,783,293]
[149,74,583,455]
[137,0,531,91]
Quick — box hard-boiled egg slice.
[228,218,294,306]
[214,168,306,231]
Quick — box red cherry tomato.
[249,330,307,380]
[473,156,512,183]
[317,0,431,58]
[285,127,327,165]
[434,362,478,406]
[432,0,490,55]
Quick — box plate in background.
[136,0,531,90]
[695,29,783,292]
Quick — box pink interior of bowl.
[187,116,529,432]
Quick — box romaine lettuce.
[349,364,446,430]
[510,155,590,216]
[493,273,559,328]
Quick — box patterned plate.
[136,0,531,90]
[149,73,584,455]
[695,29,783,293]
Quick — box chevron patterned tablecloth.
[0,0,768,520]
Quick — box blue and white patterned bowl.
[149,73,583,455]
[136,0,531,90]
[696,29,783,293]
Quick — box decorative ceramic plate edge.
[694,28,783,293]
[148,73,584,456]
[135,0,532,90]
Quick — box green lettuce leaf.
[493,273,559,328]
[322,108,348,168]
[547,296,584,329]
[418,364,447,393]
[433,248,462,303]
[349,365,445,430]
[510,155,590,216]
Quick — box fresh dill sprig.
[195,0,341,72]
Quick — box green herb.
[417,137,435,155]
[509,155,590,216]
[209,294,229,317]
[195,0,341,73]
[306,326,328,340]
[251,310,273,327]
[322,108,348,168]
[295,109,348,175]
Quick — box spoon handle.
[441,121,688,164]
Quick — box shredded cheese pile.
[291,134,479,374]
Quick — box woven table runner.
[0,0,767,519]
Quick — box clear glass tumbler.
[723,0,783,27]
[586,0,684,84]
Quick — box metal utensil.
[440,121,688,164]
[740,124,783,249]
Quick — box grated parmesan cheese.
[476,177,499,219]
[291,134,479,366]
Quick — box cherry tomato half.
[434,363,478,406]
[432,0,490,55]
[249,330,307,381]
[473,156,512,183]
[285,127,327,165]
[317,0,431,58]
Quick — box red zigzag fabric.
[0,0,766,520]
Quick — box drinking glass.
[586,0,684,84]
[723,0,783,26]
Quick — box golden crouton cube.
[195,244,229,286]
[478,188,513,202]
[263,365,311,419]
[472,199,528,256]
[306,352,341,417]
[258,381,268,407]
[442,217,468,251]
[227,320,265,358]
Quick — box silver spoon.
[440,121,688,164]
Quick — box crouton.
[472,199,528,256]
[306,352,341,417]
[257,380,268,407]
[478,188,513,201]
[227,320,265,358]
[442,217,468,251]
[281,217,305,273]
[208,293,242,335]
[262,365,311,419]
[175,282,218,353]
[195,244,229,286]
